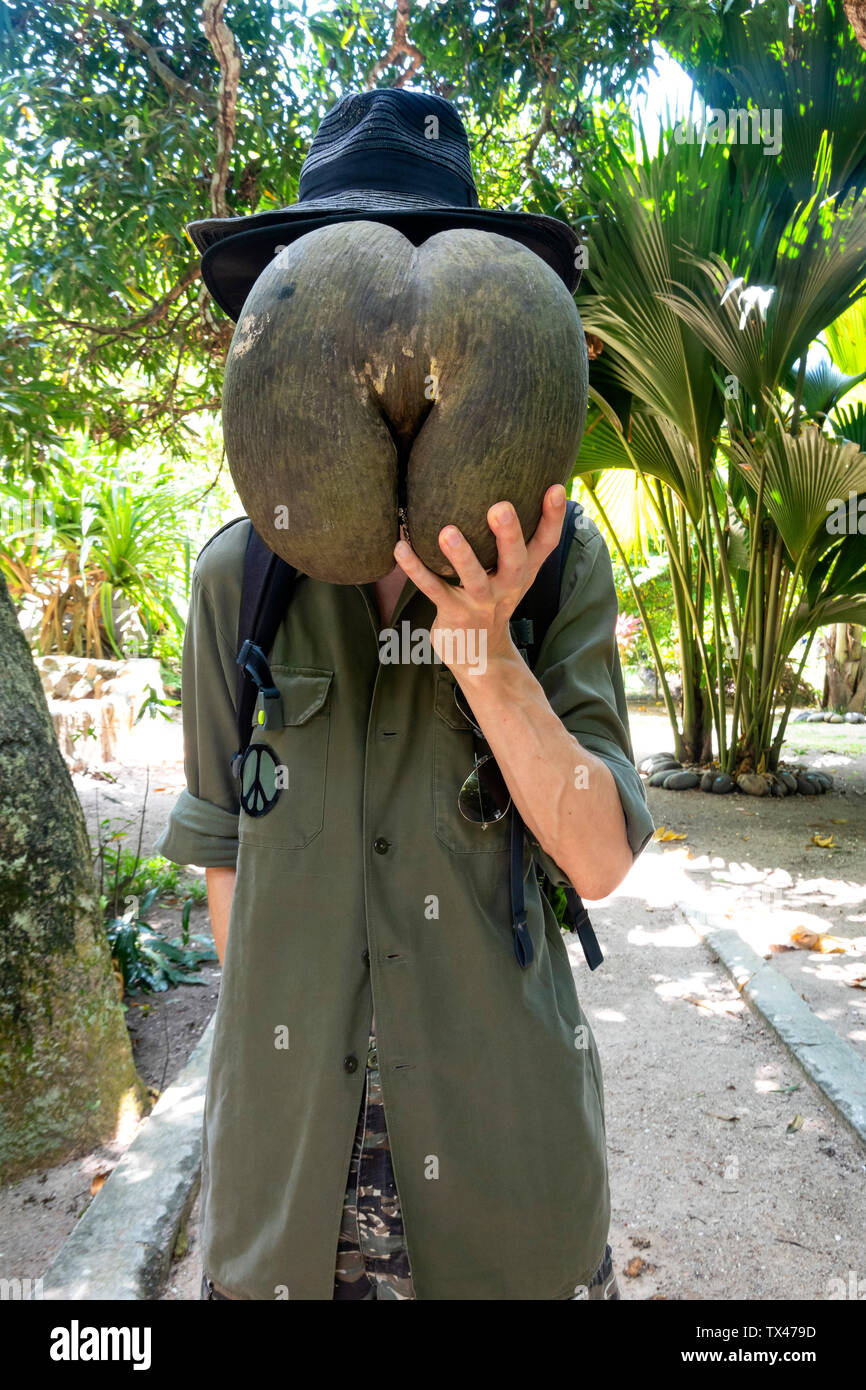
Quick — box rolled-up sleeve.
[528,518,655,885]
[155,530,244,868]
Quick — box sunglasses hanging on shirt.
[453,684,512,829]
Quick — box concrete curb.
[687,913,866,1148]
[42,1014,214,1300]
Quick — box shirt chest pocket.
[432,667,510,855]
[238,666,334,850]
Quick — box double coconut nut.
[222,221,588,584]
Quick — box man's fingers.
[487,500,528,593]
[395,483,568,613]
[437,525,490,602]
[524,484,568,576]
[393,537,454,608]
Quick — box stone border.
[687,913,866,1147]
[41,1016,214,1300]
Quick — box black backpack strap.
[507,500,604,972]
[509,499,582,666]
[232,524,297,775]
[510,808,534,968]
[562,886,604,970]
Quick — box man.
[157,88,655,1301]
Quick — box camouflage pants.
[202,1029,620,1301]
[332,1029,415,1298]
[331,1030,621,1301]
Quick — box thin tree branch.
[72,4,217,113]
[202,0,242,217]
[366,0,425,88]
[31,263,201,338]
[524,104,552,178]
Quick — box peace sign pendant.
[238,742,282,818]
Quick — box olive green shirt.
[156,512,654,1300]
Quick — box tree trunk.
[844,0,866,50]
[0,576,147,1182]
[680,665,713,763]
[824,623,866,713]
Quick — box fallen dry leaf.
[787,1113,804,1133]
[90,1170,112,1195]
[790,927,847,954]
[810,833,835,848]
[830,818,848,824]
[849,977,866,991]
[705,1112,740,1122]
[652,826,688,842]
[768,943,796,954]
[625,1256,655,1278]
[682,994,713,1012]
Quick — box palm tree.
[570,0,866,775]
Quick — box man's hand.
[393,484,568,680]
[393,481,633,900]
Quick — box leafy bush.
[96,814,216,995]
[105,891,216,994]
[612,552,679,669]
[1,429,240,664]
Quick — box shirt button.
[361,948,370,966]
[343,1055,358,1073]
[373,837,390,854]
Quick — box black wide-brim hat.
[187,89,581,322]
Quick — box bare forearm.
[456,647,633,900]
[206,866,236,966]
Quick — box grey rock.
[807,712,827,722]
[779,772,799,793]
[791,711,810,722]
[639,752,678,773]
[648,769,677,787]
[771,780,788,796]
[827,713,845,723]
[737,773,770,796]
[844,711,865,724]
[647,757,682,775]
[711,773,736,794]
[663,770,700,790]
[700,771,716,792]
[811,771,833,791]
[796,774,820,795]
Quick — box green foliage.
[100,844,182,910]
[613,553,679,668]
[0,428,236,660]
[105,897,216,993]
[573,0,866,769]
[97,808,215,995]
[0,0,665,475]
